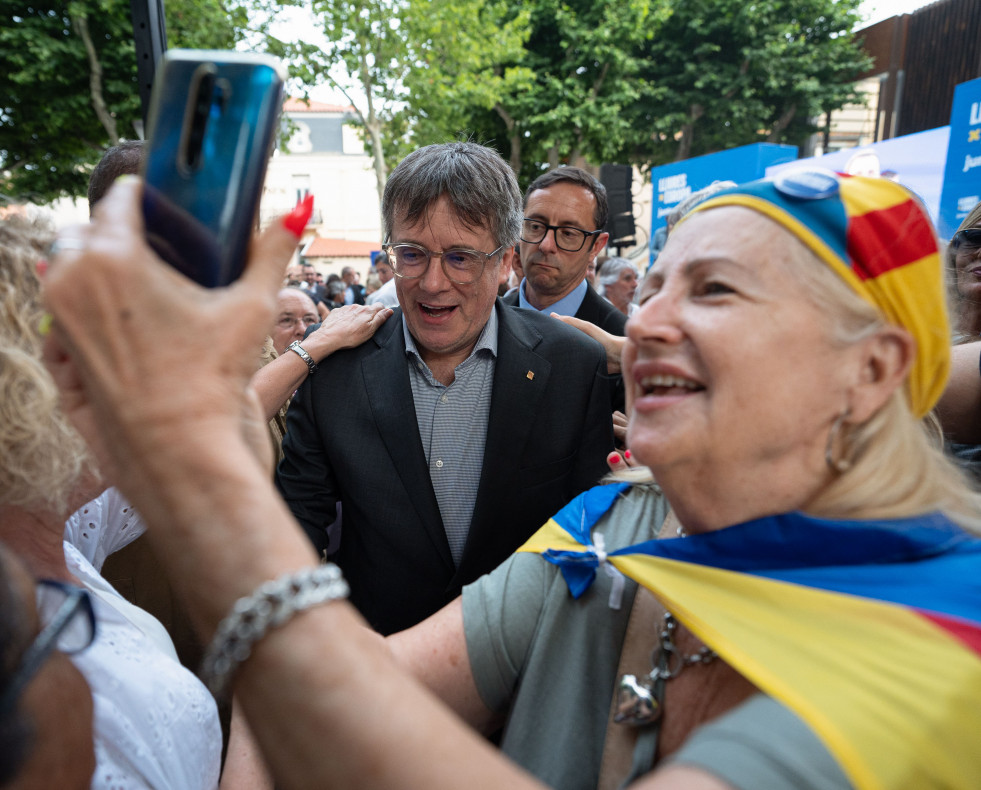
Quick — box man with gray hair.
[277,142,612,634]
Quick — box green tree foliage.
[496,0,663,183]
[275,0,867,190]
[268,0,405,206]
[625,0,871,165]
[0,0,244,203]
[389,0,533,171]
[269,0,531,203]
[394,0,662,185]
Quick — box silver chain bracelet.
[200,564,349,698]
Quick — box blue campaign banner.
[649,143,797,262]
[938,77,981,238]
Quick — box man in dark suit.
[300,263,328,306]
[502,167,626,336]
[276,143,613,635]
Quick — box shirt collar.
[518,277,587,316]
[402,304,499,365]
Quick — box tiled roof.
[303,237,380,258]
[283,98,355,114]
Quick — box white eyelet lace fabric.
[64,489,222,790]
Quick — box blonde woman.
[0,217,267,790]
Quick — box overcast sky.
[860,0,937,25]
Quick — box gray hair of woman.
[595,257,639,298]
[381,141,523,249]
[666,180,738,231]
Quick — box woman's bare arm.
[253,304,392,421]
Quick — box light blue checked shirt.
[403,310,498,565]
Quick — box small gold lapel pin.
[526,370,535,380]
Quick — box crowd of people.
[2,131,981,790]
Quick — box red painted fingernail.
[610,454,620,464]
[624,450,631,460]
[36,258,48,278]
[283,194,314,238]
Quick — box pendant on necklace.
[614,673,662,726]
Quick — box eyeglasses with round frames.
[520,218,603,252]
[382,242,505,285]
[951,228,981,253]
[0,581,96,714]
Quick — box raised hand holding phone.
[142,50,285,287]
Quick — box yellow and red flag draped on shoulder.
[519,483,981,790]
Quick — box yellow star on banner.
[969,129,981,143]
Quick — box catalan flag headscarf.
[518,483,981,790]
[680,170,948,417]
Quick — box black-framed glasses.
[0,581,95,714]
[952,228,981,252]
[382,242,505,285]
[520,218,603,252]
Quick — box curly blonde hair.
[0,216,89,513]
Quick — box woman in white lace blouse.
[0,216,267,789]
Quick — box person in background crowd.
[596,256,640,317]
[325,279,346,309]
[341,266,366,305]
[87,141,145,216]
[270,287,320,357]
[366,252,400,308]
[283,263,304,286]
[275,142,613,634]
[299,263,327,306]
[947,200,981,341]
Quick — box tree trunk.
[767,103,797,142]
[359,55,387,210]
[569,62,610,167]
[72,13,118,144]
[674,103,704,162]
[494,102,521,175]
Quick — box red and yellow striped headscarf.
[683,171,948,417]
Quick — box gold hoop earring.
[825,410,853,474]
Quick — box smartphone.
[141,50,285,287]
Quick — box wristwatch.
[287,340,318,374]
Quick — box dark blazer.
[502,282,628,336]
[503,283,627,413]
[276,300,613,634]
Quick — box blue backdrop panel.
[938,77,981,238]
[649,143,797,261]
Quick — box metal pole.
[129,0,168,134]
